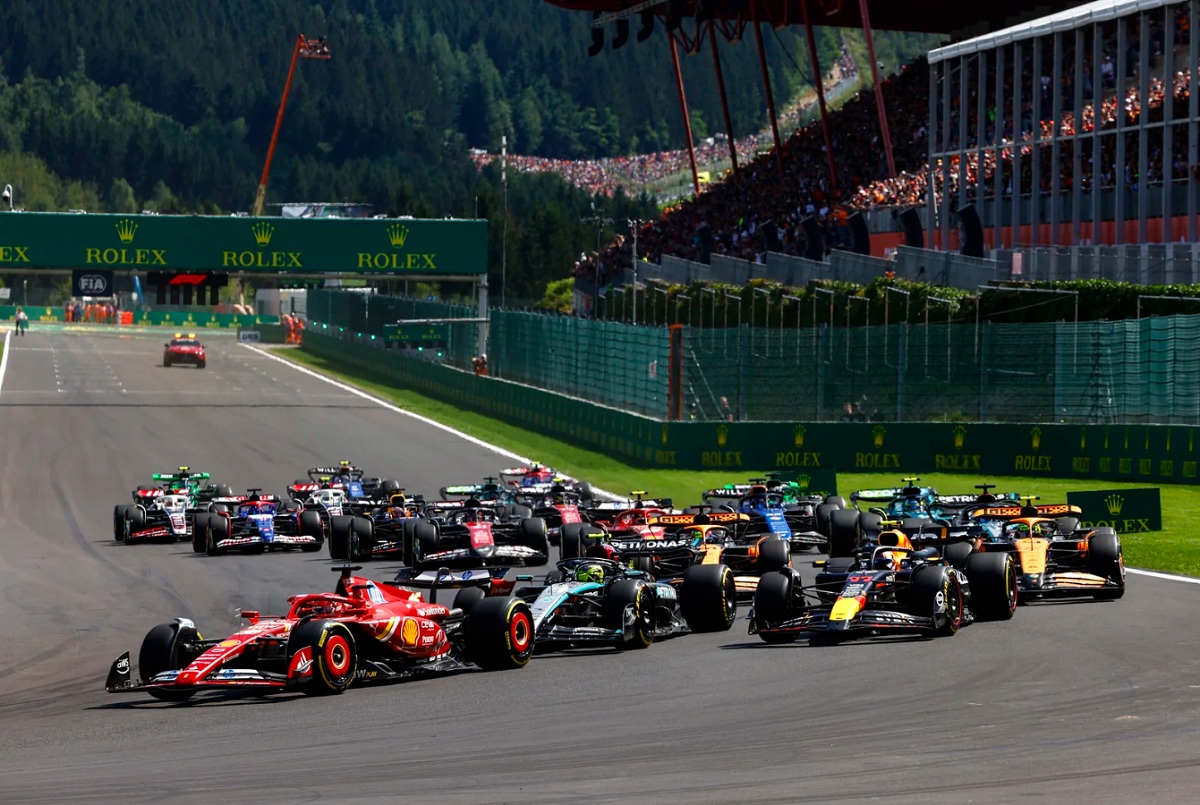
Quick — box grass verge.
[275,346,1198,577]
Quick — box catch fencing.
[305,291,1200,425]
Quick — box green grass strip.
[274,346,1198,577]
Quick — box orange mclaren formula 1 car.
[960,500,1126,600]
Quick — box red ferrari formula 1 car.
[163,333,206,368]
[105,565,534,700]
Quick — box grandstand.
[924,0,1199,255]
[554,1,1200,305]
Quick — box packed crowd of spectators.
[570,56,931,289]
[852,18,1200,210]
[501,10,1200,298]
[471,44,860,201]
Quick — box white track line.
[241,343,619,499]
[1127,568,1200,585]
[0,329,9,399]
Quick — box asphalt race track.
[2,329,1200,804]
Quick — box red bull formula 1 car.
[105,565,533,700]
[750,524,1018,643]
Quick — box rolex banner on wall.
[1066,488,1162,533]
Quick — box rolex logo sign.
[1067,488,1162,533]
[115,219,138,243]
[388,224,410,248]
[716,424,729,447]
[252,222,275,246]
[793,425,806,447]
[872,425,886,448]
[1030,426,1042,450]
[953,425,966,449]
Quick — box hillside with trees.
[0,0,940,300]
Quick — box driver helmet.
[575,562,607,584]
[874,550,897,570]
[1013,522,1032,536]
[900,497,923,515]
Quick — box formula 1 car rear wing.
[391,566,511,603]
[702,484,755,501]
[966,503,1082,520]
[649,512,751,527]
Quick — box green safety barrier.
[303,331,1200,484]
[381,323,450,343]
[0,304,279,329]
[256,323,288,344]
[0,212,485,275]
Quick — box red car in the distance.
[163,333,206,369]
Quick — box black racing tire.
[206,514,229,556]
[197,361,206,369]
[543,570,566,585]
[191,513,211,554]
[508,504,534,519]
[465,597,534,671]
[329,515,353,560]
[942,541,974,570]
[163,357,172,368]
[400,519,418,566]
[350,516,375,560]
[113,504,131,542]
[125,505,146,535]
[965,551,1018,620]
[680,564,736,632]
[578,482,595,503]
[912,565,964,637]
[753,571,800,643]
[379,479,402,494]
[560,522,586,560]
[518,517,550,563]
[1055,516,1080,534]
[1087,531,1125,599]
[828,508,860,558]
[757,536,791,574]
[298,510,324,552]
[453,586,487,616]
[603,579,654,649]
[212,484,234,498]
[823,495,847,509]
[814,502,838,540]
[287,620,357,695]
[139,622,202,701]
[857,512,884,542]
[208,503,230,514]
[411,520,440,565]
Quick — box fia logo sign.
[78,274,109,294]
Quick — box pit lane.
[1,329,1199,804]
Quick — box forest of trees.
[0,0,939,302]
